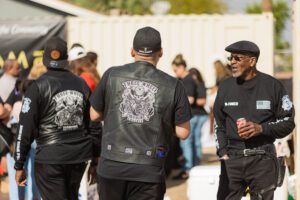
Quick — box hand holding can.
[236,118,247,129]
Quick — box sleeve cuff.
[14,162,24,170]
[261,123,271,137]
[217,148,228,158]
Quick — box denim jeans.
[180,115,208,171]
[7,142,40,200]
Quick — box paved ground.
[0,147,218,200]
[0,180,9,200]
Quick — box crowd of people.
[0,26,295,200]
[0,40,101,199]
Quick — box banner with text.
[0,17,66,76]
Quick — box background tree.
[64,0,154,15]
[63,0,226,15]
[167,0,225,14]
[245,0,290,49]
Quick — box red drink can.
[236,118,246,128]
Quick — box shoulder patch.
[21,97,31,113]
[282,95,293,111]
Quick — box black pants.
[34,162,87,200]
[98,175,166,200]
[217,160,230,200]
[225,148,277,200]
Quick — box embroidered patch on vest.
[53,90,84,130]
[107,144,112,150]
[125,148,133,154]
[146,151,152,156]
[119,80,158,123]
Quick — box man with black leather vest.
[214,40,295,200]
[90,26,191,200]
[14,37,100,200]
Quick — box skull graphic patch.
[53,90,84,131]
[119,80,158,123]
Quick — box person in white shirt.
[0,59,20,101]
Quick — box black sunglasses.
[227,55,248,62]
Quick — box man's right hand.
[15,169,27,186]
[220,154,229,160]
[88,164,97,185]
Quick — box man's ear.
[131,48,136,58]
[158,48,163,58]
[250,57,257,67]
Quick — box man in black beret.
[214,40,295,200]
[90,26,191,200]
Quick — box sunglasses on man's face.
[227,55,249,62]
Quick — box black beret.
[225,40,260,58]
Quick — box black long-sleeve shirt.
[213,71,295,157]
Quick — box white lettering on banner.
[0,25,49,36]
[0,25,10,35]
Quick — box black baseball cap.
[43,37,68,69]
[133,26,162,56]
[225,40,260,58]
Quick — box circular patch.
[50,50,61,60]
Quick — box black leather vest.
[102,61,178,167]
[35,70,90,145]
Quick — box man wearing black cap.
[14,37,100,199]
[90,26,192,200]
[214,40,295,200]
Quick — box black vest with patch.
[35,70,90,146]
[102,61,178,167]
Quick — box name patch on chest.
[224,102,239,107]
[256,100,271,109]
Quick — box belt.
[233,149,266,157]
[228,144,275,157]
